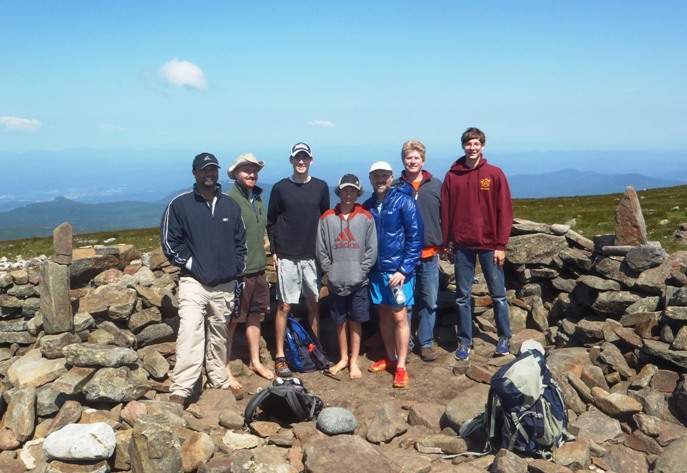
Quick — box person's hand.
[272,254,278,269]
[389,271,406,287]
[494,250,506,267]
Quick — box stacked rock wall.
[1,208,687,470]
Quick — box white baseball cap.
[369,161,393,173]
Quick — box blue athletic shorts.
[369,272,415,307]
[330,285,370,325]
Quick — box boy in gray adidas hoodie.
[316,174,377,379]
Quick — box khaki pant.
[171,276,236,397]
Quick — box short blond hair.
[401,140,426,161]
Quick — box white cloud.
[308,120,335,127]
[0,116,42,132]
[159,58,207,90]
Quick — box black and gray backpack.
[460,348,574,459]
[244,378,324,424]
[488,349,573,458]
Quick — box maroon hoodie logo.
[480,178,491,191]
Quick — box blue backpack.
[485,349,574,459]
[284,316,332,373]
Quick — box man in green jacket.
[226,153,275,391]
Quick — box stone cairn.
[0,185,686,472]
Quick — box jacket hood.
[448,156,488,174]
[370,179,412,204]
[333,202,366,218]
[390,180,413,196]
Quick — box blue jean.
[454,249,511,346]
[408,254,439,349]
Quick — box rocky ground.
[2,189,687,472]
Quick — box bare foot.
[249,362,275,381]
[227,375,243,390]
[329,358,349,376]
[349,360,362,380]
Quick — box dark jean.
[454,248,512,346]
[408,254,439,349]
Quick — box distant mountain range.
[507,169,682,199]
[0,197,168,241]
[0,169,684,241]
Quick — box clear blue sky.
[2,1,686,159]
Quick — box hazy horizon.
[1,147,685,212]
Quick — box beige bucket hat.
[227,153,265,179]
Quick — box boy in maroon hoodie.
[440,127,513,361]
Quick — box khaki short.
[276,258,321,305]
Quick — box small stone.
[52,222,73,265]
[672,326,687,350]
[63,343,138,367]
[249,421,281,438]
[651,369,679,393]
[218,411,244,430]
[553,438,591,470]
[569,408,622,444]
[221,431,260,449]
[46,400,83,436]
[591,387,642,416]
[316,407,358,435]
[415,434,467,455]
[0,429,20,450]
[654,433,687,472]
[181,431,215,473]
[614,186,648,246]
[365,402,407,444]
[7,349,68,389]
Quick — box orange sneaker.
[368,357,397,373]
[393,367,409,388]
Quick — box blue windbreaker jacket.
[363,181,424,276]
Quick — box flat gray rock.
[63,343,138,367]
[569,408,622,444]
[305,434,400,473]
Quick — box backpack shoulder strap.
[284,388,310,420]
[288,317,312,343]
[485,387,498,453]
[445,399,493,460]
[244,387,273,424]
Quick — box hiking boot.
[393,367,409,388]
[495,337,511,356]
[274,357,293,377]
[368,357,397,373]
[454,343,470,361]
[169,394,187,408]
[420,347,437,362]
